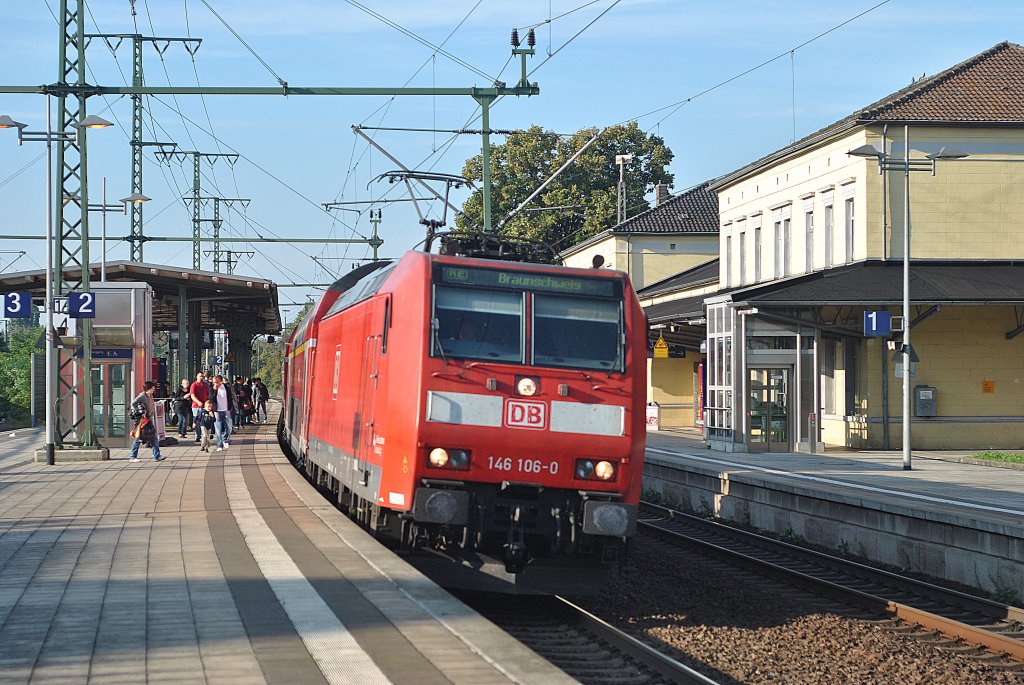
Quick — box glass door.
[91,362,130,448]
[748,367,790,452]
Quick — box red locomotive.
[280,249,647,591]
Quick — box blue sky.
[0,0,1020,322]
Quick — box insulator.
[526,29,536,48]
[511,29,520,47]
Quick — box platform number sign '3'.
[68,292,97,319]
[2,292,33,319]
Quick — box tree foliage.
[252,302,313,395]
[0,321,43,426]
[458,121,673,251]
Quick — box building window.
[754,225,762,282]
[820,338,858,416]
[824,204,834,268]
[844,198,855,262]
[724,236,732,287]
[783,218,791,277]
[739,232,746,285]
[805,211,814,272]
[821,339,836,415]
[706,303,734,439]
[774,221,783,279]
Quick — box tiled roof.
[612,180,719,234]
[714,42,1024,189]
[857,41,1024,123]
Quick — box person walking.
[252,377,269,423]
[128,381,164,462]
[189,372,210,444]
[194,399,216,452]
[172,379,192,438]
[211,375,236,451]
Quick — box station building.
[560,181,719,428]
[647,41,1024,452]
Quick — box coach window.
[433,286,522,362]
[532,295,623,371]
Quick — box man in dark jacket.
[252,377,269,423]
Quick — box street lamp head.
[928,146,968,160]
[75,115,113,129]
[0,115,27,130]
[120,193,151,204]
[847,143,884,159]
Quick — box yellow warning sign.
[224,352,235,362]
[654,334,669,359]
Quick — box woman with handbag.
[128,381,164,462]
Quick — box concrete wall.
[643,455,1024,598]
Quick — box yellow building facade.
[700,41,1024,451]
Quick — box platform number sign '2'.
[2,292,33,319]
[863,310,891,337]
[68,292,97,319]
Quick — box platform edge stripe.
[646,447,1024,518]
[271,462,580,685]
[223,455,393,685]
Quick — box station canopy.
[0,260,281,334]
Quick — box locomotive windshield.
[431,265,625,371]
[433,287,523,362]
[533,295,622,371]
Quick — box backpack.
[129,398,146,423]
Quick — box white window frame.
[824,204,834,268]
[805,210,814,272]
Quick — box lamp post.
[0,104,112,464]
[849,126,966,470]
[77,179,150,281]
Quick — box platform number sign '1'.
[68,292,97,319]
[2,292,33,319]
[863,310,891,337]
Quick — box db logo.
[504,399,547,430]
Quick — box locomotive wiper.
[432,317,448,364]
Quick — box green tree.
[253,303,313,395]
[458,121,673,251]
[0,320,43,426]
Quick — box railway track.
[638,500,1024,667]
[455,590,719,685]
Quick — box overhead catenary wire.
[628,0,893,130]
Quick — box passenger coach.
[282,250,647,588]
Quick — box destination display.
[436,265,619,298]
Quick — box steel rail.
[458,591,720,685]
[638,501,1024,663]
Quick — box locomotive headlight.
[594,460,616,481]
[429,447,450,467]
[574,458,617,482]
[516,376,538,396]
[575,459,595,479]
[448,449,470,469]
[428,447,471,470]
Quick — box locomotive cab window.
[533,295,623,371]
[433,286,522,362]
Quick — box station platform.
[643,429,1024,598]
[0,414,575,685]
